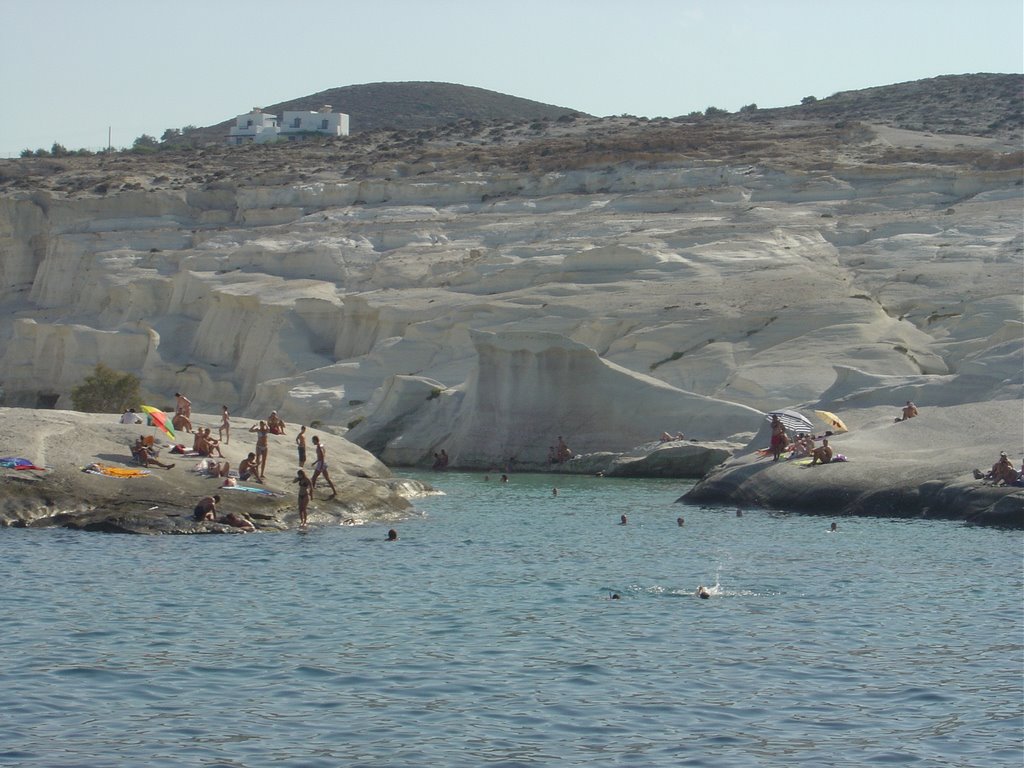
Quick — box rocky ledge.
[681,402,1023,528]
[0,408,430,534]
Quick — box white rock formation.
[0,119,1020,465]
[346,330,766,468]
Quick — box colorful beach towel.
[0,457,47,471]
[83,463,152,478]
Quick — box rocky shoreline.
[0,408,429,534]
[679,402,1023,528]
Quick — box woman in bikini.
[293,469,312,526]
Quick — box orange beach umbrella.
[140,405,175,441]
[814,409,849,433]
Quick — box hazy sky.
[3,0,1021,157]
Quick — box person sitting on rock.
[173,393,194,433]
[984,452,1019,485]
[120,408,142,424]
[133,437,175,470]
[788,433,814,459]
[267,411,286,435]
[193,494,219,522]
[172,411,193,435]
[431,449,449,470]
[238,453,260,483]
[809,438,833,466]
[201,428,223,458]
[896,401,918,422]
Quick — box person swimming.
[696,586,711,599]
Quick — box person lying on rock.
[199,458,230,478]
[808,438,833,466]
[220,511,256,532]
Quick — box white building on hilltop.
[228,105,350,145]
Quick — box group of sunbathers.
[974,452,1023,486]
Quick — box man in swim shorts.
[309,436,337,498]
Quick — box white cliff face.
[0,121,1020,459]
[346,331,763,468]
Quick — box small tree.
[70,363,141,413]
[132,134,159,153]
[801,95,818,105]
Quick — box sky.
[2,0,1022,157]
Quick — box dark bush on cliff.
[71,364,141,413]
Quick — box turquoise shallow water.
[1,471,1022,767]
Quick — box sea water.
[1,471,1021,767]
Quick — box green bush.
[70,364,141,413]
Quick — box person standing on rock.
[219,405,230,445]
[175,392,192,419]
[556,436,572,463]
[296,425,307,468]
[293,469,312,525]
[249,420,270,481]
[769,415,788,462]
[310,435,337,498]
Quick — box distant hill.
[202,81,586,139]
[190,74,1021,146]
[761,73,1022,137]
